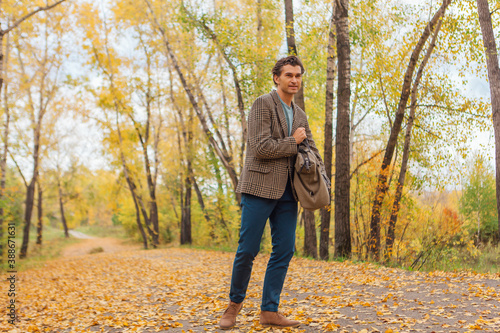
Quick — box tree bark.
[181,161,193,245]
[57,177,69,238]
[192,177,211,226]
[320,2,336,261]
[386,18,443,261]
[476,0,500,245]
[20,179,35,259]
[180,108,194,245]
[334,0,352,258]
[303,210,318,258]
[369,0,451,260]
[36,179,43,245]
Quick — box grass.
[1,225,82,272]
[0,224,133,272]
[89,246,104,254]
[5,221,498,275]
[422,243,500,274]
[74,224,128,239]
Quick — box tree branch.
[350,149,385,179]
[8,149,28,188]
[2,0,67,36]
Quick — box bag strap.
[303,138,311,151]
[297,138,312,173]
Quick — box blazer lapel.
[271,90,290,138]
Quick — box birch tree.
[476,0,500,244]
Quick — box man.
[219,56,326,329]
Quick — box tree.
[334,0,352,258]
[369,0,452,260]
[386,14,444,261]
[14,3,70,259]
[319,1,336,261]
[78,3,163,248]
[36,178,43,245]
[460,154,498,243]
[0,0,68,258]
[476,0,500,244]
[144,0,242,204]
[284,0,318,259]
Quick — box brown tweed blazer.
[236,90,325,200]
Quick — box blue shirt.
[277,94,294,136]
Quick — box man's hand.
[293,127,307,144]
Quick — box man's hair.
[272,56,305,86]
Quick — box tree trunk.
[334,0,352,258]
[20,179,35,259]
[0,31,10,257]
[192,177,211,226]
[181,161,192,245]
[116,112,149,249]
[303,210,318,258]
[476,0,500,245]
[285,0,317,256]
[58,178,69,238]
[255,0,266,97]
[132,190,148,250]
[134,81,159,247]
[36,179,43,245]
[369,0,451,260]
[284,0,305,109]
[180,108,194,245]
[20,124,41,259]
[386,18,443,261]
[320,2,336,261]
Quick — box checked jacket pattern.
[236,90,325,200]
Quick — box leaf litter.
[0,247,499,332]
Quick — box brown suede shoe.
[260,310,300,328]
[219,301,243,330]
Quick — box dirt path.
[62,230,140,257]
[1,247,499,332]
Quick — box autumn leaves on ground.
[1,233,499,333]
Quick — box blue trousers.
[229,180,298,311]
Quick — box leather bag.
[293,139,331,210]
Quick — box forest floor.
[1,234,500,333]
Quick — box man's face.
[274,64,302,95]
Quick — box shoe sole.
[219,323,237,330]
[261,324,301,328]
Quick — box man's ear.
[273,74,279,85]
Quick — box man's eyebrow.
[284,72,302,75]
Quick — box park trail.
[62,230,140,257]
[1,232,499,333]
